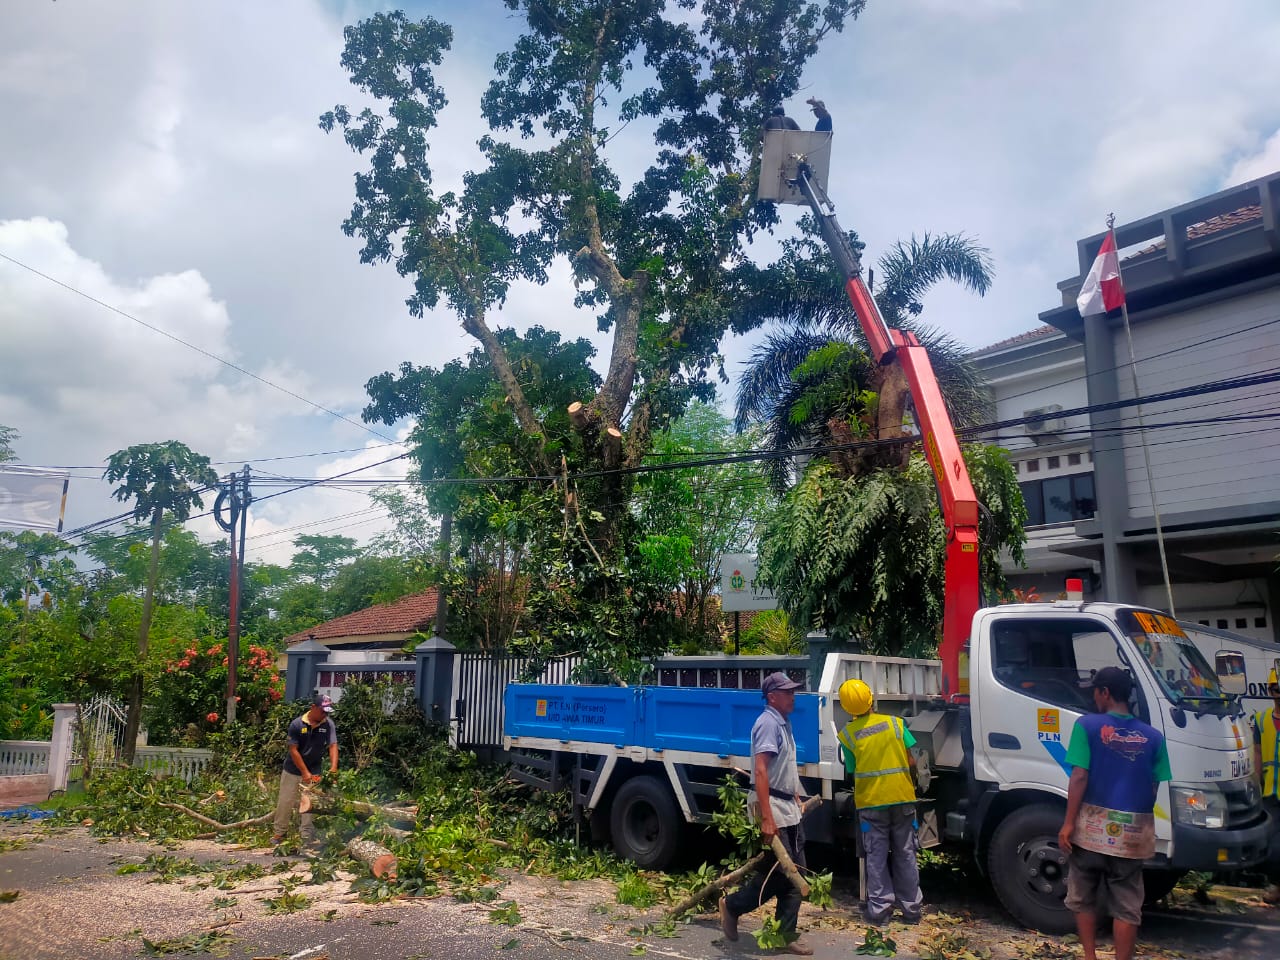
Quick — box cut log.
[567,401,589,430]
[347,837,397,880]
[769,834,809,897]
[666,852,767,919]
[602,426,623,467]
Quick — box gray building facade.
[986,171,1280,640]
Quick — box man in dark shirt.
[272,693,339,845]
[806,98,832,132]
[763,106,801,131]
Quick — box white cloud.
[1224,128,1280,187]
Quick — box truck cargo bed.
[504,683,824,764]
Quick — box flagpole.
[1108,213,1177,617]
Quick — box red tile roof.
[973,324,1059,354]
[1126,205,1263,259]
[285,589,439,646]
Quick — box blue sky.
[2,0,1278,561]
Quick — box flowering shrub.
[146,636,284,745]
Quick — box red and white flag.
[1076,232,1126,316]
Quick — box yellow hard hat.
[839,678,874,716]
[1269,668,1278,686]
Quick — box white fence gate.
[452,654,581,751]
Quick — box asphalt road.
[2,820,1279,960]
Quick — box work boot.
[784,938,814,956]
[718,897,738,941]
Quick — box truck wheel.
[1142,869,1186,905]
[610,775,683,870]
[988,804,1075,934]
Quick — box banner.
[0,467,71,532]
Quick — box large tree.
[104,441,218,762]
[323,2,867,549]
[0,424,17,463]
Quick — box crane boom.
[794,165,980,698]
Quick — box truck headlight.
[1170,785,1228,829]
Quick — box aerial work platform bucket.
[757,130,833,205]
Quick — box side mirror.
[1214,650,1246,697]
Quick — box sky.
[2,0,1279,565]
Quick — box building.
[283,588,439,663]
[973,170,1280,641]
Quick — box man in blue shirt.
[1059,667,1171,960]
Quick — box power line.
[0,250,394,443]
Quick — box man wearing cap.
[272,693,339,846]
[836,678,922,925]
[720,671,813,955]
[763,106,801,131]
[1059,667,1171,960]
[1251,668,1280,905]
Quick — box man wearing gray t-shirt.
[720,672,813,955]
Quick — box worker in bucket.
[720,671,813,955]
[1252,667,1280,906]
[837,678,923,925]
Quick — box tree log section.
[346,837,398,879]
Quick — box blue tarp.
[0,805,55,820]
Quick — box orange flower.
[206,712,219,723]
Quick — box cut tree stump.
[347,837,397,880]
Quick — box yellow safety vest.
[838,712,916,809]
[1256,708,1279,799]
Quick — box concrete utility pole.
[214,466,251,723]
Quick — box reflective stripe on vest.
[838,713,916,808]
[1256,708,1279,799]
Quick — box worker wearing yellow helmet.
[836,678,923,925]
[1252,666,1280,906]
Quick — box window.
[990,618,1123,713]
[1020,473,1096,526]
[1068,453,1082,466]
[1025,459,1040,473]
[1047,455,1060,469]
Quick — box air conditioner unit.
[1023,404,1065,441]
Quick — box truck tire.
[1142,869,1186,905]
[610,775,683,870]
[987,804,1074,934]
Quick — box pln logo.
[730,569,746,591]
[1037,708,1062,743]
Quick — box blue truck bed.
[504,683,823,764]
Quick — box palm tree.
[104,441,218,762]
[734,227,994,489]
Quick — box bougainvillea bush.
[145,636,283,745]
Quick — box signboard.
[0,467,71,532]
[720,553,778,612]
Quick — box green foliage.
[751,915,797,950]
[488,901,523,926]
[738,609,804,655]
[264,890,310,914]
[711,777,761,856]
[759,447,1026,656]
[141,930,234,956]
[615,871,659,907]
[145,636,284,745]
[856,927,899,956]
[807,870,833,909]
[103,442,218,527]
[0,423,17,462]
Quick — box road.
[2,820,1278,960]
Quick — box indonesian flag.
[1076,232,1126,316]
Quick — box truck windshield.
[1118,608,1226,703]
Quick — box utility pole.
[214,466,251,724]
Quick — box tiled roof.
[973,324,1059,354]
[1127,205,1263,259]
[285,589,439,646]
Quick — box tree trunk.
[121,505,163,764]
[346,837,397,879]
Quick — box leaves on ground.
[488,900,522,926]
[856,926,898,955]
[141,929,234,955]
[0,889,20,903]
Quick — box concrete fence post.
[284,638,330,703]
[414,636,456,723]
[48,703,77,794]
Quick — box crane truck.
[503,129,1274,933]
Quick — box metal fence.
[133,747,214,785]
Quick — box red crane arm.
[799,170,980,698]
